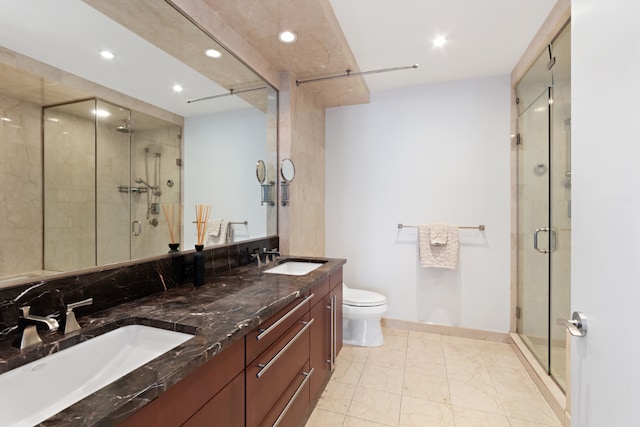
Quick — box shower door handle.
[534,228,551,253]
[132,220,142,236]
[557,311,587,337]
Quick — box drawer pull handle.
[256,318,314,379]
[256,293,314,341]
[272,368,315,427]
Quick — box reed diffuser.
[162,203,181,253]
[193,204,211,286]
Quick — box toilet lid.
[343,287,387,307]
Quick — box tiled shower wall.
[0,94,43,279]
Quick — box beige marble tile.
[509,418,563,427]
[445,357,493,385]
[347,387,401,426]
[402,371,450,404]
[443,340,485,363]
[305,407,346,427]
[383,327,408,337]
[339,345,371,363]
[332,359,366,386]
[405,355,448,379]
[498,389,561,426]
[449,378,504,416]
[343,417,389,427]
[407,336,444,359]
[315,380,357,415]
[358,364,404,394]
[408,330,443,343]
[398,396,454,427]
[407,338,446,365]
[366,347,406,370]
[487,364,538,393]
[382,334,408,352]
[452,407,511,427]
[482,349,523,368]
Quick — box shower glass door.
[516,22,571,391]
[44,99,182,272]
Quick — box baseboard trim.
[381,318,511,343]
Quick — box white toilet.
[342,283,388,347]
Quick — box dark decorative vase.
[193,244,205,287]
[168,243,180,253]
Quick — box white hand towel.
[418,224,459,269]
[206,219,229,245]
[430,223,449,246]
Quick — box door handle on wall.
[557,311,587,337]
[534,228,551,253]
[132,220,142,236]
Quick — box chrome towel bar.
[398,223,485,230]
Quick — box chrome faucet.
[63,298,93,334]
[15,306,59,350]
[263,248,281,264]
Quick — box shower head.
[116,119,134,134]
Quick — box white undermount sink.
[264,261,325,276]
[0,324,194,427]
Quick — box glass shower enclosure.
[516,23,571,390]
[43,98,182,272]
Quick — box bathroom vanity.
[120,261,344,427]
[0,247,344,426]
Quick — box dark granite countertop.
[0,256,345,426]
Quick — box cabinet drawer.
[259,361,311,427]
[246,294,312,363]
[309,276,330,308]
[182,372,244,427]
[158,339,244,427]
[246,313,311,427]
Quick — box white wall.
[325,76,511,332]
[184,108,267,248]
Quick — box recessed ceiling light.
[173,85,183,93]
[204,48,222,58]
[278,31,297,44]
[100,50,115,59]
[433,36,447,47]
[92,109,110,118]
[0,117,11,122]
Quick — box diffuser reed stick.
[162,203,181,244]
[195,204,211,246]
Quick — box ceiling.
[0,0,558,115]
[328,0,558,93]
[209,0,558,98]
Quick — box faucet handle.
[18,305,31,317]
[251,251,262,267]
[67,298,93,311]
[64,298,93,334]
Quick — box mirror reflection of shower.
[137,147,162,225]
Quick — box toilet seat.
[343,286,387,307]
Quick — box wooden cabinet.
[118,339,244,427]
[309,268,343,403]
[245,295,313,427]
[331,268,343,357]
[120,266,343,427]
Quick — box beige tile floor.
[305,327,562,427]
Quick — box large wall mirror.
[0,0,278,288]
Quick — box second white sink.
[0,324,194,427]
[265,261,324,276]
